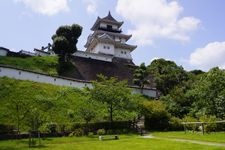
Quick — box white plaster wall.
[131,87,157,98]
[115,37,120,42]
[112,25,118,30]
[73,51,112,62]
[114,48,132,60]
[0,66,157,98]
[0,67,92,89]
[100,23,107,28]
[35,51,50,56]
[0,50,8,56]
[121,38,126,43]
[94,43,114,55]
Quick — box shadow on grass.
[0,144,48,150]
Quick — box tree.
[188,67,225,119]
[140,100,170,130]
[133,63,150,94]
[148,58,188,95]
[90,75,131,126]
[52,24,82,73]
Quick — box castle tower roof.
[91,11,124,31]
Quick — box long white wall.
[0,66,157,98]
[0,66,92,89]
[0,50,8,56]
[73,51,112,62]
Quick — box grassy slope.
[0,56,58,75]
[0,77,86,125]
[0,135,223,150]
[153,131,225,143]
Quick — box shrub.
[182,116,198,131]
[106,129,113,135]
[141,100,170,130]
[88,132,94,137]
[0,124,15,134]
[73,128,84,137]
[47,123,58,133]
[71,121,132,133]
[97,129,105,135]
[199,115,217,133]
[168,117,183,131]
[69,128,84,137]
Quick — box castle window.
[107,25,112,30]
[107,46,110,49]
[54,78,56,81]
[19,71,21,75]
[124,51,127,54]
[103,45,106,49]
[121,51,123,54]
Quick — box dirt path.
[142,135,225,147]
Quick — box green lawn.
[0,135,224,150]
[0,56,58,75]
[152,131,225,143]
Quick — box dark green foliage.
[52,24,82,62]
[0,124,15,134]
[133,63,150,93]
[97,129,106,135]
[140,100,170,130]
[52,24,82,74]
[148,58,188,95]
[168,117,183,131]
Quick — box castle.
[0,12,157,97]
[70,12,141,85]
[73,12,136,64]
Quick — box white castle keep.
[74,12,137,62]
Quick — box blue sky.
[1,0,225,71]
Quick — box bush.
[73,128,84,136]
[106,129,113,135]
[199,115,217,133]
[168,117,183,131]
[0,124,15,134]
[141,100,170,130]
[69,128,84,137]
[182,116,198,131]
[97,129,105,135]
[71,121,132,133]
[88,132,94,137]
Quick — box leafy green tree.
[90,75,131,125]
[148,58,188,95]
[188,67,225,119]
[52,24,82,73]
[133,63,150,93]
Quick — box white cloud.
[82,0,97,14]
[189,41,225,70]
[16,0,70,16]
[116,0,200,45]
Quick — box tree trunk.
[141,84,144,94]
[109,104,113,129]
[16,104,20,138]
